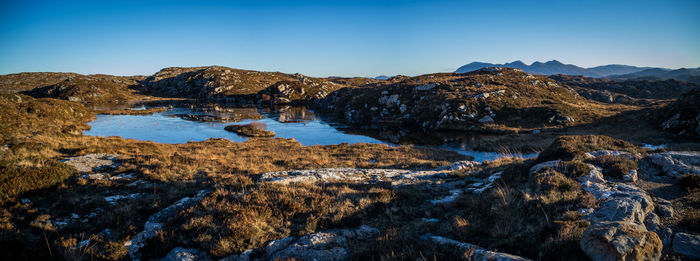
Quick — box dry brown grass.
[536,135,646,163]
[586,155,638,179]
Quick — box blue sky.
[1,0,699,77]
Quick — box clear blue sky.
[1,0,698,77]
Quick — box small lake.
[85,105,537,162]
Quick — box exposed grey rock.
[266,236,296,256]
[580,221,662,261]
[590,194,653,225]
[672,232,700,259]
[415,83,436,91]
[623,169,638,182]
[644,212,661,232]
[584,150,640,160]
[430,189,462,204]
[219,250,252,261]
[63,153,119,173]
[644,152,700,178]
[161,247,210,261]
[577,164,662,260]
[659,228,673,248]
[126,190,211,259]
[236,225,378,261]
[421,234,531,261]
[441,160,480,171]
[656,201,674,218]
[478,115,494,123]
[529,160,561,175]
[260,166,459,186]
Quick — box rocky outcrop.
[642,152,700,178]
[21,75,141,104]
[260,161,478,186]
[315,67,596,132]
[550,75,696,105]
[126,190,211,259]
[672,232,700,259]
[530,154,663,260]
[421,234,531,261]
[221,225,379,261]
[63,153,120,173]
[161,247,210,261]
[658,87,700,138]
[580,222,661,261]
[141,66,345,103]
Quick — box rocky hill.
[140,66,372,104]
[455,60,659,77]
[21,74,144,105]
[0,72,82,93]
[659,87,700,139]
[610,67,700,85]
[315,67,612,132]
[550,75,697,105]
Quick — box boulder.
[161,247,209,261]
[672,232,700,259]
[590,196,652,225]
[422,234,531,261]
[644,152,700,178]
[239,225,379,261]
[580,221,662,261]
[63,153,120,173]
[643,212,661,232]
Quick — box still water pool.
[84,106,536,162]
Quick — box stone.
[656,203,674,218]
[126,190,211,259]
[161,247,209,261]
[529,160,561,175]
[623,169,638,182]
[580,221,662,261]
[585,150,639,160]
[478,115,494,123]
[443,160,479,171]
[644,212,660,232]
[266,236,296,255]
[422,234,530,261]
[260,225,377,261]
[645,152,700,178]
[63,153,120,173]
[659,228,673,248]
[590,197,651,225]
[260,166,457,186]
[672,232,700,259]
[415,83,436,91]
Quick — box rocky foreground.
[8,136,695,260]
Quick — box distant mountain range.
[454,60,700,83]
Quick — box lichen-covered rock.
[580,221,662,261]
[644,152,700,178]
[229,225,379,261]
[126,190,211,259]
[421,234,531,261]
[63,153,120,173]
[161,247,210,261]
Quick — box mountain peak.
[455,60,667,77]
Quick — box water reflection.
[85,103,539,162]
